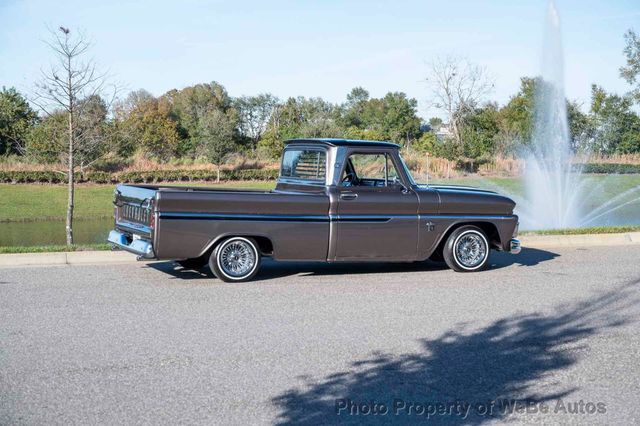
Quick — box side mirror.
[389,177,409,193]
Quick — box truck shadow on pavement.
[270,279,639,425]
[148,247,559,282]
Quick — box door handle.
[340,192,358,200]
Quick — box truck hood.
[419,184,516,215]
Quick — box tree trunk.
[216,165,220,183]
[66,57,74,247]
[66,112,74,246]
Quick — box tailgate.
[113,184,157,237]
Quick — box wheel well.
[251,236,274,256]
[434,222,502,254]
[202,235,274,259]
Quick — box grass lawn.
[427,174,640,200]
[519,225,640,235]
[1,176,639,223]
[0,243,111,254]
[0,181,276,222]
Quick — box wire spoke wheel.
[454,232,487,268]
[219,240,256,278]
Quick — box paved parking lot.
[1,245,640,425]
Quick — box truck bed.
[112,183,331,261]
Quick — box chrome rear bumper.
[108,230,155,260]
[509,238,521,254]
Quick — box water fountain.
[515,0,640,230]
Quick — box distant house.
[435,124,452,141]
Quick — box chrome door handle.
[340,193,358,200]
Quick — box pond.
[1,207,639,249]
[0,218,113,247]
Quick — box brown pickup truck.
[108,139,520,282]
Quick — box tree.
[379,92,421,146]
[114,89,155,116]
[163,82,234,156]
[297,97,342,138]
[196,109,237,181]
[428,117,443,129]
[566,101,593,153]
[25,112,67,162]
[259,96,341,158]
[498,77,537,152]
[426,57,494,151]
[589,85,640,154]
[620,29,640,103]
[413,131,437,154]
[122,98,180,160]
[339,88,422,146]
[234,93,279,152]
[340,87,370,128]
[32,27,115,245]
[0,87,37,155]
[434,138,461,179]
[461,103,500,160]
[75,95,110,172]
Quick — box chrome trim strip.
[115,220,152,236]
[159,212,398,223]
[423,214,517,221]
[157,212,517,223]
[329,214,404,223]
[159,212,329,222]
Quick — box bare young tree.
[426,57,494,149]
[234,94,279,151]
[32,26,115,245]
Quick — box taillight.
[149,198,156,229]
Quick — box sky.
[1,0,638,119]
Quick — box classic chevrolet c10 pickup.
[108,138,520,282]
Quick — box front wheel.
[209,237,261,282]
[443,225,490,272]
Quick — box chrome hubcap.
[220,240,255,277]
[455,233,486,268]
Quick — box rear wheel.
[443,225,490,272]
[209,237,261,283]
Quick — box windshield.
[397,151,416,186]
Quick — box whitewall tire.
[209,237,261,282]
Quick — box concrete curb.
[1,232,639,267]
[519,232,640,248]
[0,251,137,268]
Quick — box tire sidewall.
[444,226,490,272]
[210,237,261,282]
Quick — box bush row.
[1,163,638,184]
[575,163,640,174]
[0,169,279,184]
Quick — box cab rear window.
[280,149,326,182]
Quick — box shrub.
[576,163,640,174]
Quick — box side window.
[281,149,326,182]
[342,153,400,187]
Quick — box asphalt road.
[1,245,640,425]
